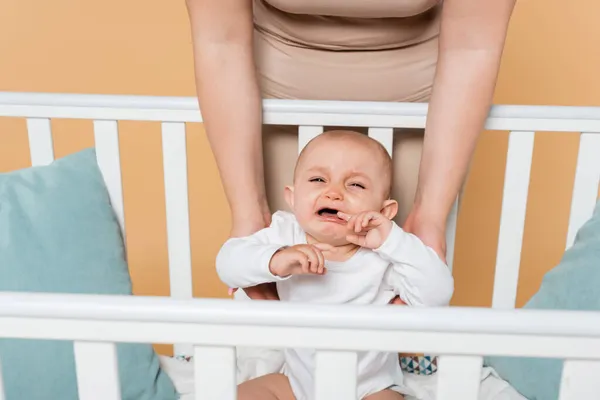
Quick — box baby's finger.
[337,211,352,222]
[291,251,310,274]
[342,214,355,232]
[313,246,325,274]
[346,233,365,247]
[347,214,358,230]
[355,213,367,233]
[309,249,321,274]
[357,212,379,232]
[299,246,319,273]
[362,212,376,227]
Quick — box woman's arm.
[185,0,271,238]
[186,0,279,300]
[405,0,517,259]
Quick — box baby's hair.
[294,130,393,198]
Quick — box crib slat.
[558,360,600,400]
[161,121,193,299]
[74,341,121,400]
[565,133,600,249]
[314,350,357,400]
[0,357,5,400]
[492,131,535,309]
[26,118,54,166]
[368,127,393,156]
[162,122,194,357]
[298,125,324,153]
[436,355,483,400]
[94,120,126,236]
[194,346,236,400]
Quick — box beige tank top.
[252,0,442,102]
[254,0,441,51]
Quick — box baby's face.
[285,133,395,246]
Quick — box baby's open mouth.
[317,207,344,222]
[317,207,339,217]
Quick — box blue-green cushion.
[0,148,177,400]
[485,199,600,400]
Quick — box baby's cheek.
[345,196,374,212]
[296,206,315,223]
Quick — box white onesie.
[216,211,454,400]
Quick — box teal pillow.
[485,199,600,400]
[0,148,177,400]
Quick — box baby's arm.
[216,212,328,289]
[374,222,454,307]
[216,227,290,289]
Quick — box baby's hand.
[337,211,393,249]
[269,243,332,278]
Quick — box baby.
[216,130,454,400]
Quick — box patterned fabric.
[400,355,438,375]
[175,354,193,363]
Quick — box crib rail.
[2,91,600,130]
[2,292,600,399]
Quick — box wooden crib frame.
[1,91,600,400]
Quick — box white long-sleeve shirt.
[217,211,454,399]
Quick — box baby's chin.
[304,227,351,247]
[296,215,353,246]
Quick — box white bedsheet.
[159,354,527,400]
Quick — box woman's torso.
[253,0,443,102]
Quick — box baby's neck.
[305,234,360,262]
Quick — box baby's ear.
[284,186,295,210]
[380,199,398,220]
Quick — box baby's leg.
[237,373,296,400]
[363,389,405,400]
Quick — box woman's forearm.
[193,46,267,223]
[186,0,269,230]
[414,50,503,223]
[413,0,516,225]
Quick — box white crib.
[0,91,600,400]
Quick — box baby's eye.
[350,183,366,189]
[309,177,325,183]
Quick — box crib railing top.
[2,91,600,131]
[2,291,600,340]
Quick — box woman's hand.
[229,207,272,239]
[402,208,447,263]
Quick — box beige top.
[253,0,442,102]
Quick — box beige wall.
[1,0,599,355]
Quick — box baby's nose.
[324,189,343,200]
